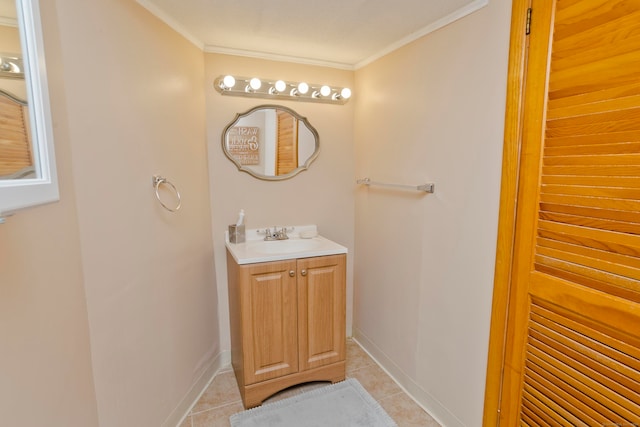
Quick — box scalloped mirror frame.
[221,104,319,181]
[0,0,58,219]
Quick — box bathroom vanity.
[225,226,347,408]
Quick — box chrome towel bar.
[356,177,435,193]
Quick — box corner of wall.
[163,350,231,427]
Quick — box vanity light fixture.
[269,79,288,95]
[274,80,287,92]
[312,85,332,99]
[246,77,262,92]
[291,82,309,97]
[333,87,352,101]
[0,53,24,79]
[219,75,236,90]
[214,75,351,105]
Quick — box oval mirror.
[222,105,319,180]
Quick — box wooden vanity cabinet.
[227,252,346,408]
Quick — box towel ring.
[153,175,181,212]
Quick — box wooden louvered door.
[276,110,298,175]
[485,0,640,425]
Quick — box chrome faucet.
[263,226,290,241]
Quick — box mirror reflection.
[0,0,59,216]
[222,105,319,180]
[0,0,34,180]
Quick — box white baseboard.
[352,329,465,427]
[163,350,232,427]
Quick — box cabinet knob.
[289,270,295,277]
[300,269,307,276]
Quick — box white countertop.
[225,225,348,265]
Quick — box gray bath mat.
[230,378,397,427]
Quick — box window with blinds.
[0,92,32,178]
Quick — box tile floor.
[179,339,440,427]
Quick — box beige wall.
[0,0,220,425]
[204,54,356,350]
[52,0,220,424]
[353,1,511,426]
[0,24,19,49]
[0,1,99,426]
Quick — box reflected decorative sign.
[228,126,259,165]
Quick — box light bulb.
[275,80,287,92]
[222,75,236,89]
[340,88,352,99]
[320,85,331,97]
[249,78,262,90]
[297,82,309,94]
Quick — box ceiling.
[136,0,487,69]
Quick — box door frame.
[483,0,532,425]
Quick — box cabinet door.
[240,260,298,385]
[297,254,346,371]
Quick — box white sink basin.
[250,239,324,254]
[225,225,347,265]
